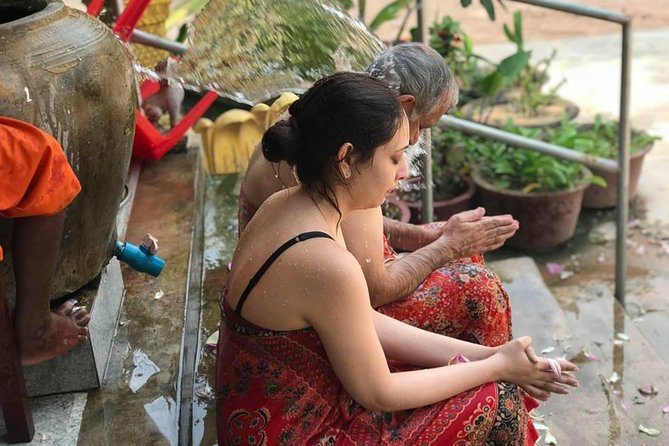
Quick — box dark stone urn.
[0,0,137,299]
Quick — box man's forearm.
[370,239,454,307]
[383,216,439,252]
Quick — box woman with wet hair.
[240,43,519,351]
[217,72,578,445]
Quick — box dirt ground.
[365,0,669,43]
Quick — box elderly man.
[0,116,91,366]
[239,43,519,347]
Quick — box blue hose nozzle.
[115,240,165,277]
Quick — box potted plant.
[459,11,579,128]
[398,126,476,223]
[465,124,603,252]
[542,114,662,208]
[427,16,488,105]
[382,195,411,223]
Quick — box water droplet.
[365,257,371,263]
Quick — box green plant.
[428,16,488,96]
[399,127,469,202]
[543,114,662,158]
[431,126,469,199]
[476,11,530,98]
[464,123,601,192]
[460,0,506,21]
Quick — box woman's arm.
[343,207,456,306]
[383,216,439,252]
[372,310,494,365]
[303,249,572,412]
[373,310,580,400]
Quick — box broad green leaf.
[480,71,505,95]
[496,50,531,79]
[368,0,413,32]
[639,424,661,437]
[460,0,473,7]
[480,0,496,21]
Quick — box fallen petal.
[533,422,548,430]
[638,385,658,396]
[205,330,219,350]
[586,408,599,415]
[545,262,564,275]
[559,270,574,280]
[530,413,546,422]
[154,289,165,300]
[544,429,558,445]
[634,245,646,256]
[583,350,600,362]
[541,346,555,355]
[621,401,629,413]
[660,240,669,255]
[639,424,661,437]
[662,404,669,414]
[608,372,620,384]
[616,333,630,341]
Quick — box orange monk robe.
[0,116,81,261]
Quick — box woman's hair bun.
[261,118,300,166]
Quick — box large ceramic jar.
[0,0,137,298]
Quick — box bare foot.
[18,299,91,366]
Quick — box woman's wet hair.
[262,72,403,212]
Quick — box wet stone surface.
[77,154,196,446]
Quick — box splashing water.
[177,0,385,103]
[398,130,430,192]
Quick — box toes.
[57,299,78,316]
[74,311,92,326]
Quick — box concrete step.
[492,257,669,445]
[552,281,669,445]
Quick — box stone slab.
[0,392,86,445]
[22,259,124,397]
[491,256,613,445]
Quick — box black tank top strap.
[235,231,334,315]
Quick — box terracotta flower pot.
[471,167,591,252]
[382,196,411,224]
[0,0,137,299]
[460,95,579,129]
[577,125,655,209]
[400,176,476,224]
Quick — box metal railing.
[416,0,631,305]
[115,0,632,305]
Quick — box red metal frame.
[89,0,218,161]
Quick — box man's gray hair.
[366,43,458,118]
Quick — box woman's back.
[217,72,555,445]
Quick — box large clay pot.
[0,0,137,299]
[471,168,591,252]
[400,177,475,224]
[460,94,579,129]
[577,125,655,209]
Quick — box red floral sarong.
[217,297,538,445]
[377,235,512,347]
